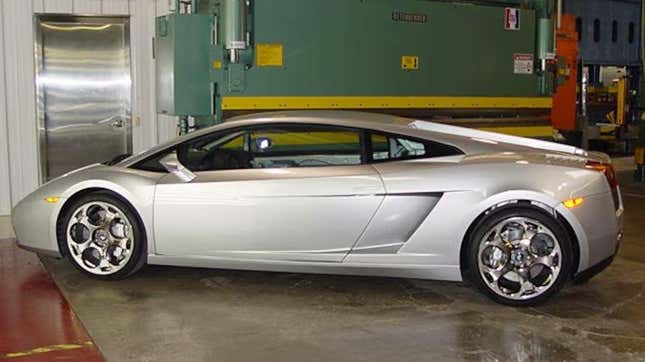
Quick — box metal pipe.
[581,66,588,117]
[556,0,562,29]
[222,0,247,63]
[230,50,240,63]
[530,0,555,94]
[553,0,560,59]
[191,0,198,13]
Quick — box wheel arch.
[458,199,581,280]
[55,187,148,257]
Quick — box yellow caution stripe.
[2,341,94,359]
[221,96,553,110]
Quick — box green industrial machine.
[155,0,559,133]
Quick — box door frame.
[34,14,133,183]
[149,122,384,261]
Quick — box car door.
[153,124,385,262]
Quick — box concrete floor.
[9,174,645,361]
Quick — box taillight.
[586,161,618,189]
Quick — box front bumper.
[11,193,64,257]
[15,241,62,258]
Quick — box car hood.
[15,163,164,208]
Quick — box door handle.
[110,119,125,128]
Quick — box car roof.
[219,111,468,146]
[225,110,412,129]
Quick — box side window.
[178,131,249,172]
[132,130,248,173]
[132,126,364,173]
[133,150,173,172]
[249,126,362,168]
[371,133,426,161]
[369,132,462,162]
[220,134,245,150]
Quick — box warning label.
[513,53,534,74]
[505,8,520,30]
[401,55,419,70]
[256,44,284,67]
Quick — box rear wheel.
[465,207,573,306]
[58,193,146,279]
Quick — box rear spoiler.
[409,120,588,157]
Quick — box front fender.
[55,179,155,248]
[12,165,161,256]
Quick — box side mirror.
[159,152,196,183]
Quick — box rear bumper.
[572,195,622,283]
[573,249,617,284]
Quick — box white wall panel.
[157,115,179,142]
[156,0,175,13]
[72,0,102,14]
[102,0,130,15]
[33,0,45,13]
[130,0,158,152]
[0,6,12,215]
[2,0,40,209]
[44,0,74,13]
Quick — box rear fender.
[399,189,587,278]
[458,190,589,275]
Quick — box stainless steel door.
[35,16,132,180]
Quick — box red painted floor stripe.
[0,239,104,361]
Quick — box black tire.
[464,206,574,306]
[57,192,147,280]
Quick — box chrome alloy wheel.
[477,217,562,301]
[66,201,134,275]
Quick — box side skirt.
[147,254,462,281]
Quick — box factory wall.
[0,0,179,215]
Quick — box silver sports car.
[12,111,623,306]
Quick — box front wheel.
[58,192,146,279]
[465,207,574,306]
